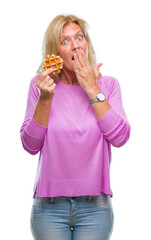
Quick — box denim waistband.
[34,193,108,204]
[35,196,93,203]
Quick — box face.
[58,22,88,71]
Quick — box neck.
[60,69,80,86]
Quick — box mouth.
[72,56,75,61]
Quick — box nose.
[71,39,80,51]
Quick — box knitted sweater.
[20,75,131,198]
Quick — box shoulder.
[98,75,119,89]
[30,75,40,85]
[97,75,121,98]
[28,75,40,98]
[28,75,40,91]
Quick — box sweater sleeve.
[20,76,47,155]
[97,77,131,147]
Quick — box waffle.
[42,54,63,74]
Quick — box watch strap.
[89,97,98,104]
[89,92,105,104]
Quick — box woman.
[20,14,130,240]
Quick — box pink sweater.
[20,75,130,198]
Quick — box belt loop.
[88,196,92,202]
[50,197,54,203]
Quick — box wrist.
[86,86,101,99]
[39,94,54,104]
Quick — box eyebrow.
[61,30,84,39]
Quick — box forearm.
[32,68,56,127]
[33,95,53,127]
[20,73,55,155]
[20,118,47,155]
[86,85,130,147]
[97,108,131,147]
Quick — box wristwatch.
[89,92,106,104]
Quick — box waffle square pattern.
[43,54,63,74]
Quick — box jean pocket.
[32,198,46,214]
[93,193,113,210]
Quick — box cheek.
[81,41,88,53]
[58,48,64,58]
[86,47,88,58]
[58,46,69,57]
[58,49,71,64]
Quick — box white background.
[0,0,151,239]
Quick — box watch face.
[97,92,105,101]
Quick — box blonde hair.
[37,14,96,75]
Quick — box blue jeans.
[30,193,114,240]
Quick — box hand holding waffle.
[36,54,63,99]
[36,68,56,100]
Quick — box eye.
[61,39,69,45]
[76,35,84,41]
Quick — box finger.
[75,49,85,68]
[41,68,54,78]
[73,52,81,70]
[36,75,50,87]
[79,48,90,67]
[47,82,56,93]
[39,81,55,94]
[94,63,103,77]
[44,75,51,83]
[47,78,55,87]
[36,76,53,89]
